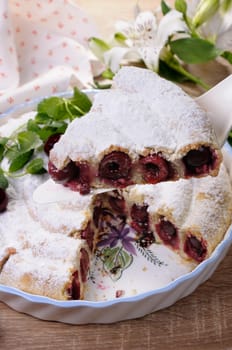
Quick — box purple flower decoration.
[98,225,137,255]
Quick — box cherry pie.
[0,67,231,301]
[49,67,222,194]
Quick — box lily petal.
[219,7,232,32]
[216,27,232,49]
[115,20,135,38]
[187,0,201,17]
[134,11,158,38]
[138,46,162,71]
[104,47,140,73]
[156,10,188,47]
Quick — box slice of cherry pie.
[0,216,91,300]
[49,67,222,194]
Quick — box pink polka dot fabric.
[0,0,103,113]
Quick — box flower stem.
[166,59,211,90]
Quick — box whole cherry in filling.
[98,151,132,186]
[44,133,62,155]
[139,153,170,184]
[155,219,179,249]
[68,270,81,300]
[137,231,155,248]
[48,160,78,184]
[65,161,92,195]
[183,146,215,176]
[49,160,92,194]
[81,223,95,251]
[80,248,90,283]
[108,193,126,214]
[184,234,207,262]
[130,204,149,233]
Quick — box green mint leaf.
[49,121,66,129]
[0,137,9,146]
[37,98,69,122]
[161,0,171,14]
[5,145,20,161]
[27,119,41,133]
[37,97,65,119]
[175,0,187,13]
[170,38,222,63]
[26,158,46,174]
[36,90,92,123]
[37,126,58,142]
[9,150,34,173]
[228,129,232,147]
[71,87,92,114]
[37,124,66,142]
[50,100,71,121]
[0,138,8,162]
[17,131,42,152]
[0,145,5,162]
[221,51,232,64]
[0,172,9,189]
[55,122,67,135]
[34,113,52,125]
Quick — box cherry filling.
[94,207,113,229]
[65,161,92,195]
[184,234,207,262]
[139,154,170,184]
[48,160,78,184]
[183,146,216,176]
[80,248,90,283]
[49,159,92,195]
[137,231,155,248]
[93,205,126,233]
[108,193,126,214]
[44,133,62,155]
[130,204,149,233]
[98,151,132,186]
[93,204,102,228]
[67,270,81,300]
[155,219,179,248]
[0,188,8,212]
[81,223,95,251]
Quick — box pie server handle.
[196,74,232,147]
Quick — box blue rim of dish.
[0,92,231,309]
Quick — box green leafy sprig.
[0,87,92,191]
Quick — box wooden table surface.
[1,1,232,349]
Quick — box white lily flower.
[188,0,232,50]
[104,10,187,73]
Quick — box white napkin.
[0,0,103,114]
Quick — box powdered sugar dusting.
[50,67,220,170]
